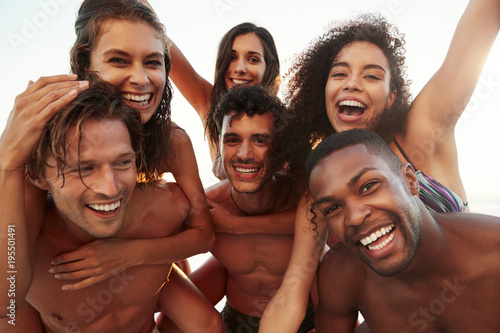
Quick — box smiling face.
[221,111,274,194]
[325,41,397,133]
[225,33,266,90]
[40,118,138,239]
[309,144,421,276]
[89,19,166,123]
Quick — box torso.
[207,179,296,316]
[335,213,500,332]
[27,182,188,333]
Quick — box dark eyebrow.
[232,49,264,58]
[102,49,130,57]
[222,132,240,140]
[253,133,271,140]
[347,167,377,190]
[331,62,386,73]
[102,49,164,59]
[315,167,376,206]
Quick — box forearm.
[260,206,328,332]
[0,169,32,315]
[134,224,213,266]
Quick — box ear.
[400,162,419,196]
[386,90,397,110]
[29,174,51,191]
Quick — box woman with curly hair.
[260,0,500,331]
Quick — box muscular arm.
[314,246,360,333]
[401,0,500,198]
[259,194,328,333]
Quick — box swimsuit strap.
[392,138,416,169]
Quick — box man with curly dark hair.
[156,85,315,333]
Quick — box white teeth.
[359,224,395,247]
[339,100,366,108]
[122,93,151,105]
[367,232,395,251]
[88,201,120,212]
[235,167,258,174]
[232,79,250,85]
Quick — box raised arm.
[401,0,500,197]
[259,194,328,333]
[0,75,86,320]
[168,37,214,122]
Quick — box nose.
[129,64,149,86]
[91,165,120,198]
[344,201,371,227]
[234,58,247,74]
[237,141,254,161]
[343,75,363,92]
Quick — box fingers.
[50,251,82,267]
[17,79,89,120]
[61,276,107,291]
[49,259,90,274]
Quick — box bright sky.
[1,0,499,215]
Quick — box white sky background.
[1,0,499,215]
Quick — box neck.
[230,176,279,216]
[394,208,449,281]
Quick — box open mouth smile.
[87,200,121,213]
[230,78,252,85]
[337,99,367,120]
[234,166,259,176]
[359,223,395,251]
[122,93,152,107]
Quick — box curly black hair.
[213,85,311,194]
[284,13,412,145]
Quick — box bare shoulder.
[169,122,191,146]
[205,179,230,203]
[128,181,190,228]
[319,243,367,298]
[321,244,366,277]
[440,212,500,250]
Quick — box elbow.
[0,297,28,320]
[202,312,223,333]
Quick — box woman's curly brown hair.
[284,13,412,147]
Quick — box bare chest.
[212,233,294,277]
[26,237,170,332]
[360,277,500,332]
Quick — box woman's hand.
[49,238,138,291]
[208,199,238,233]
[0,75,88,171]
